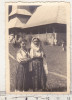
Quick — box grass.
[9,43,67,92]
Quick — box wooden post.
[25,97,27,100]
[53,27,57,45]
[46,28,47,42]
[46,97,50,100]
[5,97,7,100]
[38,31,39,38]
[36,97,38,100]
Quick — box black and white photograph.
[6,2,70,93]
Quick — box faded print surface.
[6,2,70,93]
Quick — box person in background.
[62,41,66,51]
[9,34,14,43]
[30,37,48,91]
[16,39,30,92]
[17,32,23,44]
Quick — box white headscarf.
[30,37,48,74]
[30,37,43,57]
[31,41,40,51]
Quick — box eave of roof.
[9,9,32,17]
[24,3,66,29]
[8,17,26,28]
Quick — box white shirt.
[17,49,29,63]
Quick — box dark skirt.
[16,61,29,91]
[31,57,47,91]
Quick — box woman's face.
[20,41,26,49]
[33,39,39,46]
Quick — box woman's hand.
[18,58,28,62]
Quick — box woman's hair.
[19,39,27,48]
[20,39,27,44]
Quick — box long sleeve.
[16,52,22,63]
[16,49,29,63]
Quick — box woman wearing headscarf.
[16,39,30,91]
[30,37,48,91]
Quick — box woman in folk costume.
[30,37,48,91]
[16,39,30,91]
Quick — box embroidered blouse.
[17,48,30,63]
[30,42,48,74]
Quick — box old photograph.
[6,2,70,93]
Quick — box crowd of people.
[16,37,48,92]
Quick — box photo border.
[5,2,70,94]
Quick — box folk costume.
[30,37,48,91]
[16,41,30,91]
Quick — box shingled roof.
[9,8,32,17]
[25,3,67,28]
[8,17,25,28]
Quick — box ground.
[9,43,67,92]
